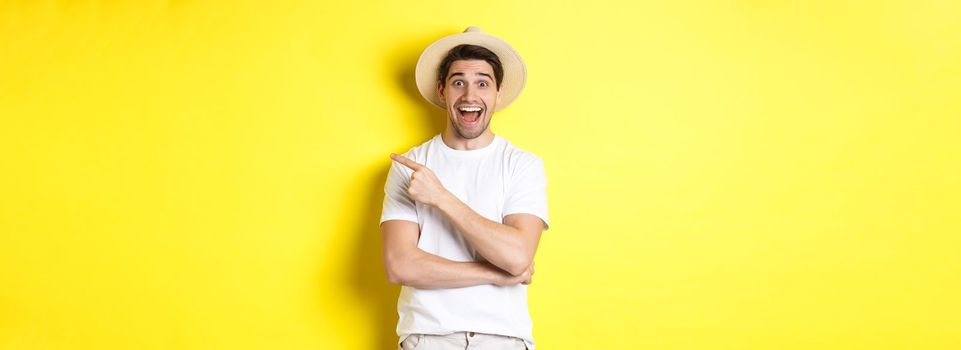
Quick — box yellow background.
[2,1,959,349]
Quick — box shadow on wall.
[343,30,450,350]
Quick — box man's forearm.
[388,153,538,277]
[388,248,511,289]
[434,194,530,276]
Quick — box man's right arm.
[381,220,533,289]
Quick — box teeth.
[458,107,481,112]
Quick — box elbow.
[384,247,426,286]
[384,257,413,285]
[385,265,403,285]
[387,272,406,286]
[385,263,406,285]
[504,256,534,277]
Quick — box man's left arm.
[435,197,544,276]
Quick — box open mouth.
[457,105,483,125]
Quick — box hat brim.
[415,30,526,113]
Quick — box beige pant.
[399,331,529,350]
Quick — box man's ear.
[496,87,503,105]
[437,81,445,103]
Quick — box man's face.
[438,59,503,140]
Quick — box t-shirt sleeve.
[380,155,418,224]
[503,155,550,230]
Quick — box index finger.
[390,153,424,171]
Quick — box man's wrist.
[433,190,459,211]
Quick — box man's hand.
[390,153,452,208]
[494,261,534,287]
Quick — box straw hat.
[415,26,526,112]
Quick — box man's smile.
[456,104,484,125]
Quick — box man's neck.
[441,129,495,150]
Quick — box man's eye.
[479,82,488,87]
[453,81,464,86]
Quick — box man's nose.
[464,85,478,99]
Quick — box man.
[380,27,549,350]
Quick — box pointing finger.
[390,153,424,171]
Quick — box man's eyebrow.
[446,72,494,81]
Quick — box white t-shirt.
[380,134,549,350]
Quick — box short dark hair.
[437,44,504,90]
